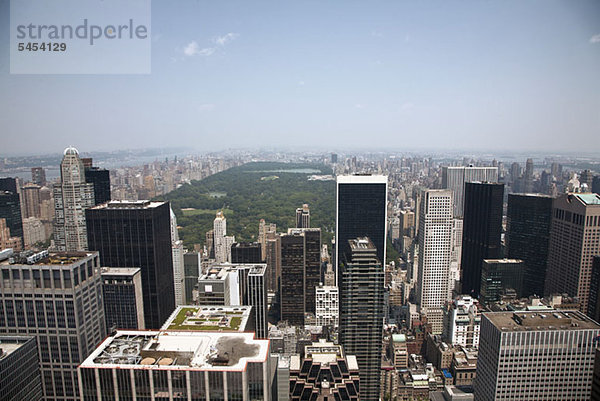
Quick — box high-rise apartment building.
[280,228,321,325]
[296,203,310,228]
[170,208,185,306]
[23,216,47,247]
[480,259,524,306]
[0,335,43,401]
[461,182,504,298]
[21,183,42,219]
[86,200,175,329]
[266,235,281,292]
[335,175,387,272]
[0,251,106,401]
[101,267,145,330]
[31,167,46,187]
[0,218,22,251]
[442,166,498,217]
[213,211,234,263]
[53,147,95,251]
[443,295,480,348]
[475,310,600,400]
[506,193,553,297]
[545,193,600,313]
[339,237,384,401]
[417,189,454,334]
[78,331,272,401]
[315,284,339,327]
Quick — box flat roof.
[161,305,252,332]
[337,174,387,184]
[1,251,96,266]
[90,200,165,210]
[482,259,523,264]
[0,337,34,359]
[575,193,600,205]
[80,331,268,371]
[485,310,600,332]
[101,267,141,276]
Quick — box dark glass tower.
[183,252,200,304]
[0,190,23,240]
[480,259,524,306]
[339,237,384,401]
[0,177,18,193]
[85,200,175,329]
[280,231,307,325]
[335,175,387,271]
[231,241,262,264]
[101,267,145,330]
[506,193,553,297]
[461,182,504,297]
[84,167,111,205]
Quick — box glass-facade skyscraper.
[85,200,175,329]
[335,175,388,274]
[506,193,553,297]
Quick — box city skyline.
[1,1,599,154]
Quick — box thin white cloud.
[354,103,365,109]
[198,103,215,112]
[371,31,384,38]
[215,33,239,46]
[590,34,600,44]
[298,81,305,86]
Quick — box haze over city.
[1,0,600,155]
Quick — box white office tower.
[442,166,498,217]
[475,310,600,401]
[53,147,95,251]
[417,189,454,334]
[443,295,481,347]
[315,284,339,327]
[449,218,463,296]
[214,211,235,263]
[170,208,185,305]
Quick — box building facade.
[460,182,504,298]
[101,267,145,330]
[544,193,600,313]
[480,259,524,306]
[315,284,339,327]
[339,237,384,401]
[86,200,175,329]
[442,166,498,218]
[0,335,43,401]
[506,193,553,297]
[443,295,481,348]
[296,204,310,228]
[335,175,388,274]
[53,147,95,251]
[0,251,106,401]
[417,189,454,334]
[475,310,600,400]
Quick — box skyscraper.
[335,175,387,272]
[53,147,95,251]
[296,203,310,228]
[0,335,43,401]
[460,182,504,297]
[31,167,46,186]
[231,241,262,263]
[248,264,268,338]
[84,166,111,205]
[279,228,321,325]
[339,237,384,401]
[0,190,23,242]
[183,252,200,304]
[0,177,17,193]
[86,200,175,329]
[170,208,185,306]
[213,211,234,263]
[21,183,42,218]
[522,158,534,193]
[101,267,145,330]
[506,193,553,297]
[442,166,498,217]
[417,189,454,334]
[479,259,524,306]
[0,251,106,401]
[544,193,600,313]
[475,310,600,401]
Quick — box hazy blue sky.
[1,0,599,155]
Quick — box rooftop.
[90,200,165,210]
[0,336,35,360]
[574,193,600,205]
[80,331,268,371]
[485,310,600,332]
[101,267,141,276]
[348,237,376,251]
[337,174,388,184]
[162,305,251,332]
[1,250,95,266]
